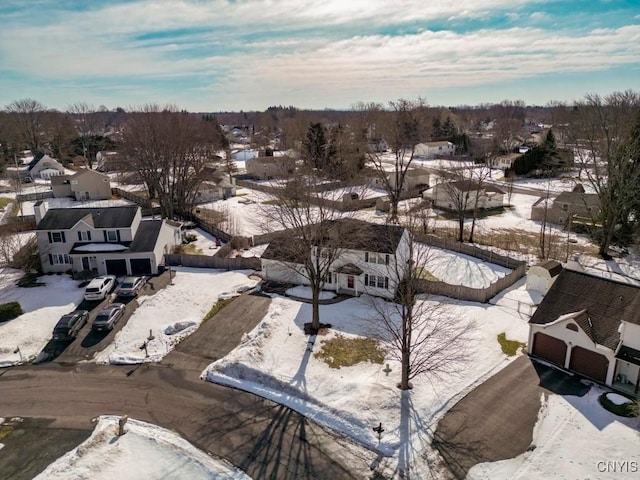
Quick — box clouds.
[0,0,638,110]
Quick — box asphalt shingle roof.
[529,269,640,350]
[36,206,139,230]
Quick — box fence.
[111,187,161,216]
[164,253,260,271]
[0,220,36,235]
[16,191,53,202]
[413,233,527,303]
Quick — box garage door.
[105,259,128,276]
[130,258,152,275]
[569,346,609,383]
[532,332,567,367]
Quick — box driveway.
[433,355,589,479]
[0,292,376,480]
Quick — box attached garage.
[569,346,609,383]
[105,259,128,276]
[532,332,567,367]
[130,258,152,275]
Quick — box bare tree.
[4,98,48,153]
[467,163,493,243]
[491,100,526,153]
[259,167,366,333]
[67,102,104,168]
[566,91,640,258]
[367,98,431,224]
[367,220,475,390]
[122,105,225,219]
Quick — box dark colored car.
[115,276,146,297]
[52,310,89,340]
[92,303,126,331]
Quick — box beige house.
[51,169,112,201]
[431,180,505,211]
[246,156,295,179]
[531,191,600,228]
[529,269,640,395]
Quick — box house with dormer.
[529,268,640,395]
[34,203,180,276]
[261,220,410,299]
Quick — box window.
[324,272,333,284]
[49,253,70,265]
[106,230,118,242]
[365,274,389,289]
[566,323,579,332]
[48,231,66,243]
[78,231,92,241]
[366,252,390,265]
[562,204,568,212]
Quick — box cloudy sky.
[1,0,638,112]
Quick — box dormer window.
[105,230,119,242]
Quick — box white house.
[27,153,66,179]
[370,167,430,193]
[34,203,180,276]
[261,220,410,299]
[528,269,640,395]
[414,141,455,159]
[431,180,505,211]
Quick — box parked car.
[92,303,126,331]
[84,275,116,301]
[115,276,146,297]
[52,310,89,340]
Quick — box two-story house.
[530,190,600,229]
[261,220,410,299]
[414,141,455,159]
[528,268,640,395]
[431,180,505,211]
[51,169,112,201]
[34,202,180,276]
[27,152,66,179]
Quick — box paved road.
[433,355,589,479]
[0,293,375,479]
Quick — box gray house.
[531,191,600,228]
[51,169,112,201]
[34,203,180,276]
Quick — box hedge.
[0,302,23,322]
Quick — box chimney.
[33,200,48,225]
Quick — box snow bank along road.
[0,293,375,480]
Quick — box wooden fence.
[16,191,53,202]
[111,187,160,216]
[413,233,527,302]
[164,253,260,271]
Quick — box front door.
[347,275,354,289]
[81,256,90,271]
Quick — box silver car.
[92,303,126,331]
[115,276,146,297]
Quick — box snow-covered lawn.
[35,416,250,480]
[0,270,84,367]
[203,284,533,477]
[469,387,640,479]
[421,245,512,287]
[285,286,336,300]
[95,268,259,364]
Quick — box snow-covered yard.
[0,270,85,367]
[203,283,534,477]
[34,416,250,480]
[95,268,259,364]
[469,388,640,479]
